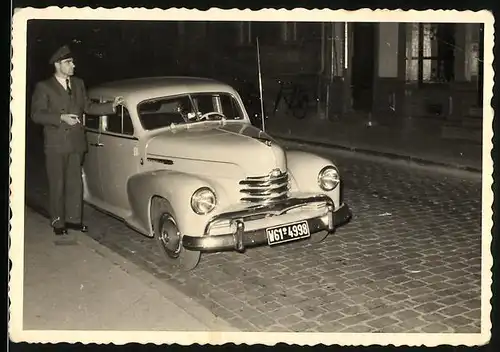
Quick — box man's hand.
[112,96,125,111]
[61,113,80,126]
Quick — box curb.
[272,135,482,174]
[25,203,239,332]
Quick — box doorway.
[351,23,376,112]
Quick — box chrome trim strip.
[205,194,333,235]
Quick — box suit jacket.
[31,76,115,154]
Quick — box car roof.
[87,76,239,103]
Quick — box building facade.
[175,21,483,123]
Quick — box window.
[192,94,215,115]
[405,23,455,83]
[84,98,101,130]
[237,22,289,46]
[191,93,244,120]
[137,93,246,130]
[84,114,100,130]
[138,96,193,130]
[220,94,244,120]
[103,106,134,136]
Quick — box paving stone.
[437,296,463,306]
[368,303,398,317]
[25,144,482,333]
[265,324,291,332]
[319,300,351,314]
[397,317,429,331]
[420,312,448,323]
[298,305,328,320]
[411,293,443,304]
[254,301,284,314]
[290,321,320,332]
[318,311,345,323]
[340,324,374,333]
[316,321,347,332]
[366,316,399,329]
[464,309,481,320]
[394,309,421,322]
[338,313,375,327]
[453,324,480,333]
[438,305,470,317]
[379,324,407,333]
[414,302,446,314]
[277,314,303,326]
[247,313,279,329]
[457,292,480,303]
[421,323,451,333]
[364,288,395,299]
[268,306,302,319]
[443,315,474,328]
[385,293,410,302]
[340,305,367,316]
[234,305,263,319]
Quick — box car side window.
[84,114,100,130]
[84,99,102,130]
[104,106,134,136]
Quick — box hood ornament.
[270,168,282,178]
[255,136,272,147]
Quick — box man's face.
[55,58,75,76]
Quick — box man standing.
[31,45,123,235]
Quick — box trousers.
[45,151,84,227]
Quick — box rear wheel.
[152,198,201,271]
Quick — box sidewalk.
[20,206,237,332]
[265,112,484,173]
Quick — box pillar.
[373,22,405,121]
[451,23,481,118]
[320,22,346,120]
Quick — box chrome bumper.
[182,194,352,252]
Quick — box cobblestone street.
[25,141,484,333]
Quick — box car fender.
[127,170,228,238]
[285,150,341,208]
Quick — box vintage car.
[82,76,351,270]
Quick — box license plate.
[266,220,310,245]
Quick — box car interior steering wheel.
[198,111,226,121]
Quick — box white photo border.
[9,6,495,347]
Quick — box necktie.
[66,78,72,96]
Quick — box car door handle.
[90,143,104,147]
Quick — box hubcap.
[158,214,181,258]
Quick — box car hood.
[146,122,287,177]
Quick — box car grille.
[239,169,290,204]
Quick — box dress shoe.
[53,227,68,236]
[66,222,89,232]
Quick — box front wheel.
[152,198,201,271]
[308,230,330,244]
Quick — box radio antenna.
[256,37,266,132]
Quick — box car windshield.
[137,92,246,130]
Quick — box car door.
[83,111,104,203]
[97,105,140,217]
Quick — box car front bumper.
[182,194,352,252]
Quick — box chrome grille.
[239,169,290,204]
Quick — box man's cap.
[49,45,73,65]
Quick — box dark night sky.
[24,19,325,117]
[27,20,184,87]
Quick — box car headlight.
[191,187,217,215]
[318,166,340,191]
